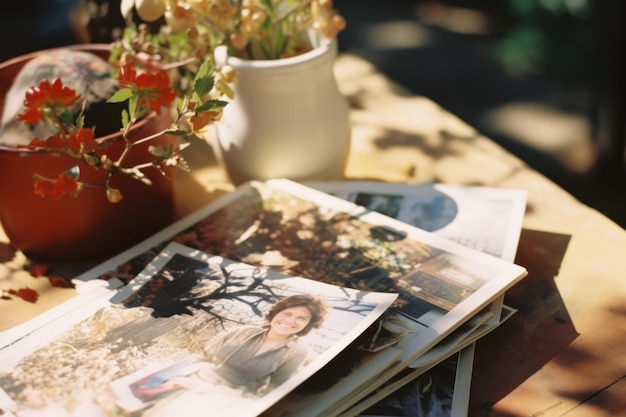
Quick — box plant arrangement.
[10,0,345,203]
[118,0,346,60]
[15,56,225,203]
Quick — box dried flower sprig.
[119,0,346,60]
[18,58,227,202]
[17,0,345,203]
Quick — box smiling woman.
[140,294,330,417]
[204,294,329,392]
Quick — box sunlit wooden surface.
[2,53,626,416]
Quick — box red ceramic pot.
[0,45,177,261]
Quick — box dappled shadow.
[357,115,486,162]
[549,344,626,412]
[335,0,626,229]
[373,128,431,151]
[570,389,626,416]
[101,184,478,318]
[469,228,576,415]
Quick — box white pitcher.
[214,39,351,185]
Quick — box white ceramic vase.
[214,39,351,184]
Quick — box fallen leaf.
[7,287,38,303]
[49,276,73,288]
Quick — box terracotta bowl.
[0,44,177,262]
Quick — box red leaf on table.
[49,276,73,288]
[7,288,38,303]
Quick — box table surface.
[2,54,626,417]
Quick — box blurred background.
[333,0,625,228]
[1,0,624,227]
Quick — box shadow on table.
[469,228,576,415]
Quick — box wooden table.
[2,54,626,417]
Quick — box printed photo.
[0,242,396,417]
[311,181,526,261]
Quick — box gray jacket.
[201,324,309,393]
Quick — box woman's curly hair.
[265,294,330,336]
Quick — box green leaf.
[215,79,234,100]
[107,88,134,104]
[193,74,215,98]
[149,143,173,158]
[260,15,272,32]
[192,59,216,97]
[76,115,85,129]
[167,128,194,136]
[65,165,80,180]
[128,96,139,121]
[196,57,214,79]
[83,152,100,167]
[58,109,75,125]
[121,109,130,130]
[195,99,228,113]
[274,24,286,57]
[260,0,274,13]
[176,96,186,113]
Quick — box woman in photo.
[201,293,329,394]
[141,294,329,416]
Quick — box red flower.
[118,65,178,114]
[67,128,98,153]
[34,173,79,199]
[23,134,66,151]
[117,64,139,89]
[22,128,97,154]
[18,78,80,124]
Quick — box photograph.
[357,350,462,417]
[307,180,526,416]
[309,181,526,261]
[0,180,525,417]
[0,242,397,417]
